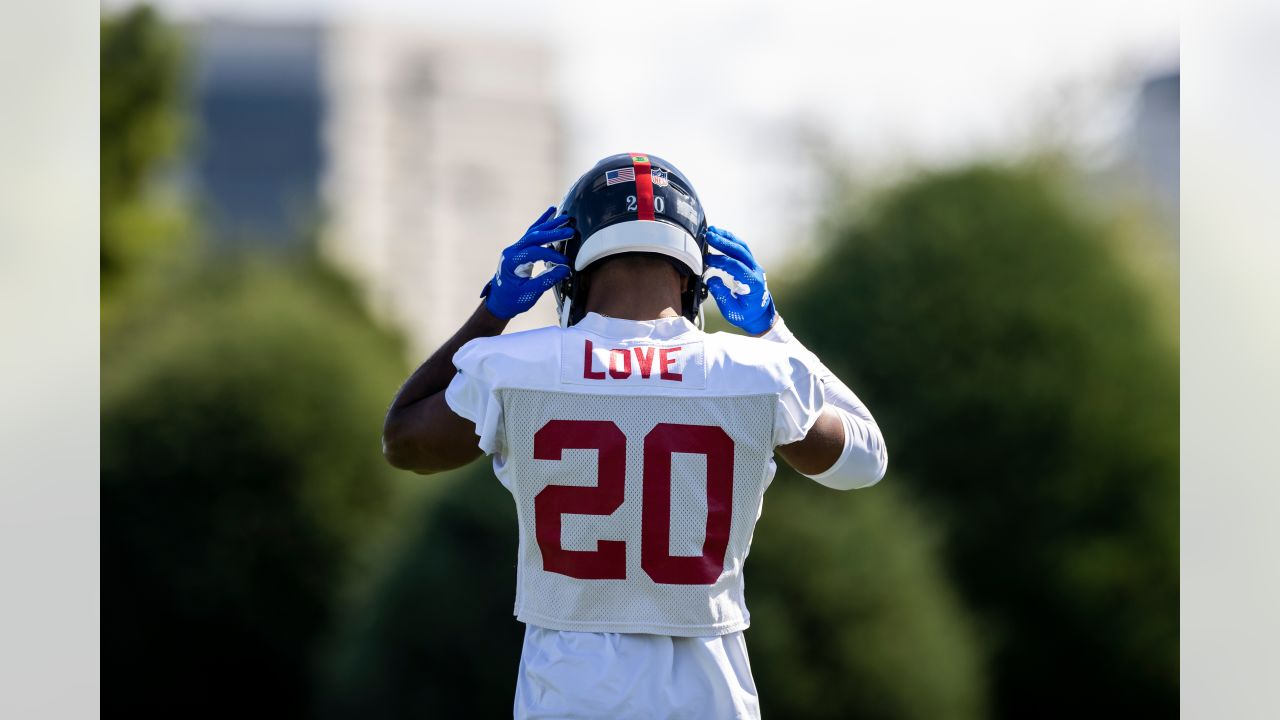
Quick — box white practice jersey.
[446,312,826,637]
[445,312,827,719]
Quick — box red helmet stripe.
[631,153,655,221]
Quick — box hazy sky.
[111,0,1178,261]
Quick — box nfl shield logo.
[651,168,669,187]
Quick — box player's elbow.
[384,415,485,476]
[382,439,448,475]
[806,448,888,491]
[381,431,413,471]
[804,413,889,491]
[381,422,437,475]
[841,449,889,490]
[846,430,889,489]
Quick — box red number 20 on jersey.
[533,420,734,585]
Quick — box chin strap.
[558,296,573,328]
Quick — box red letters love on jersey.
[562,336,706,389]
[582,340,684,382]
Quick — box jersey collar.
[574,312,699,341]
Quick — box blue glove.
[703,226,778,335]
[480,206,574,320]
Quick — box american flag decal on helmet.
[605,168,635,186]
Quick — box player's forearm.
[383,393,483,474]
[763,316,889,489]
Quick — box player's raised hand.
[703,226,778,335]
[480,206,574,319]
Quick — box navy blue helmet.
[553,153,709,327]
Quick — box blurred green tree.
[320,464,525,719]
[782,164,1178,717]
[747,477,986,720]
[102,259,407,715]
[101,5,189,306]
[321,445,985,719]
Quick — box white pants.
[513,625,761,719]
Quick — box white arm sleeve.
[762,317,889,490]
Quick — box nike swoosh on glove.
[704,226,777,335]
[480,206,574,320]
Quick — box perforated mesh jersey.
[502,389,776,636]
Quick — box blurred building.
[188,20,563,357]
[190,21,325,246]
[323,25,563,357]
[1085,67,1179,254]
[1129,70,1179,218]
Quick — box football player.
[382,153,888,719]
